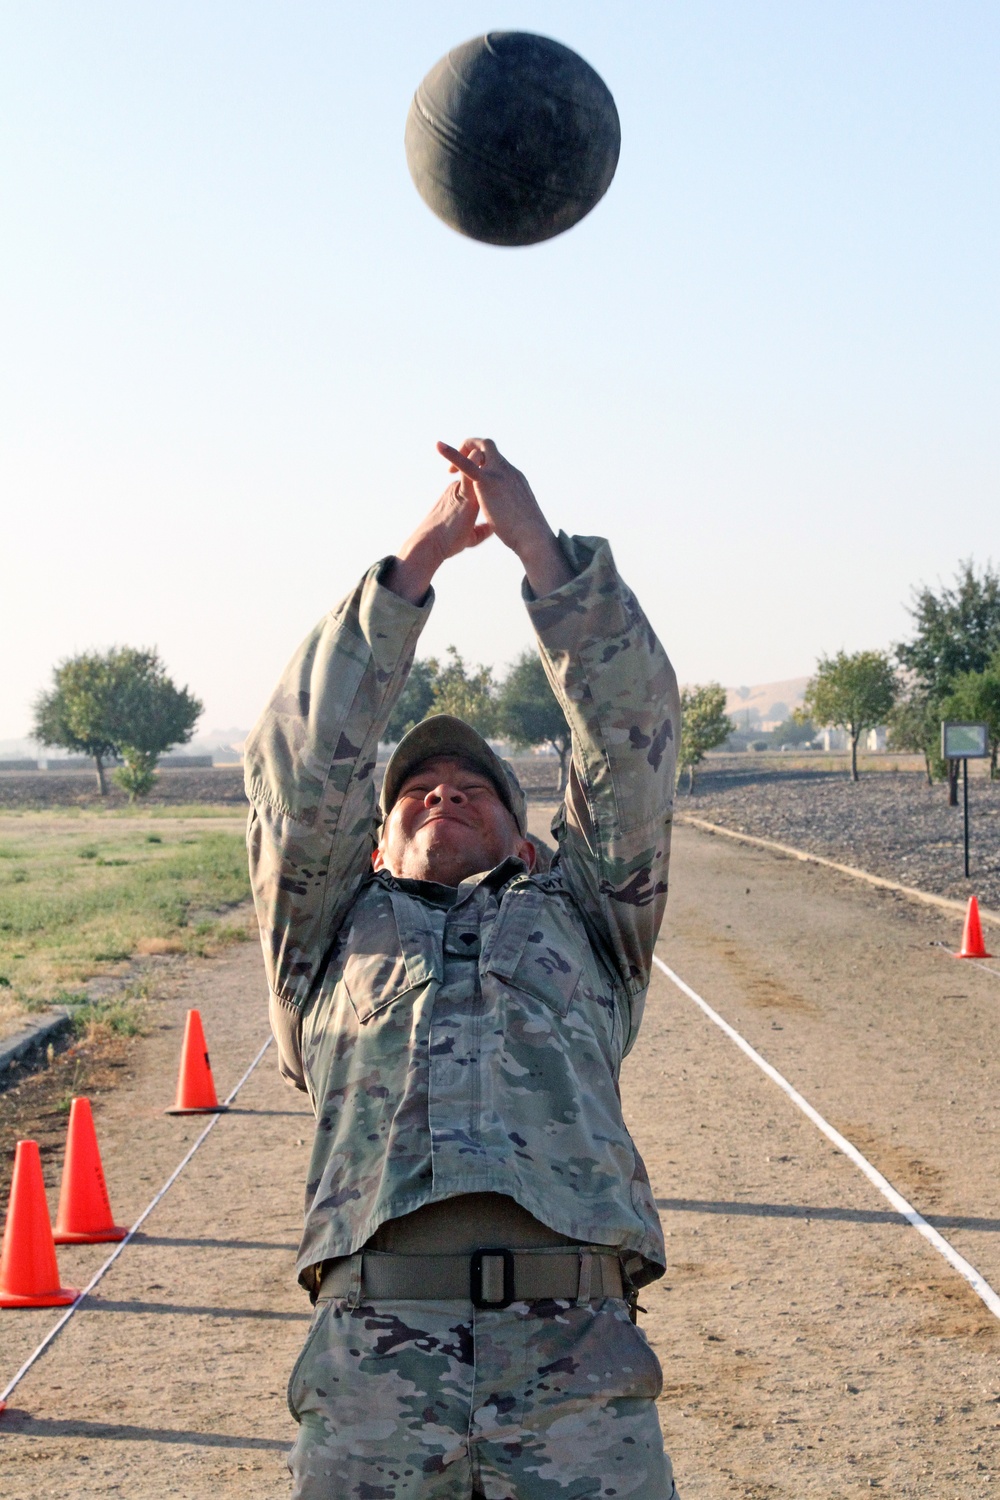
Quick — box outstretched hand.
[385,439,572,604]
[435,438,548,556]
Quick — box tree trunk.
[688,763,696,793]
[923,750,933,787]
[94,753,107,795]
[948,759,959,806]
[850,732,859,782]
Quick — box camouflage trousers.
[287,1295,678,1499]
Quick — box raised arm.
[244,566,432,1086]
[245,445,505,1088]
[426,439,680,1044]
[526,536,680,1052]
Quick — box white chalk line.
[0,1035,273,1413]
[652,954,1000,1322]
[931,940,1000,981]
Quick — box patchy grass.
[64,984,151,1041]
[0,808,252,1017]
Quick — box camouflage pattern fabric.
[287,1293,678,1499]
[244,533,680,1291]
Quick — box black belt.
[317,1247,624,1307]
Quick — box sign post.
[941,722,990,878]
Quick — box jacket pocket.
[341,886,441,1024]
[483,886,585,1018]
[343,946,415,1023]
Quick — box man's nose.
[425,782,467,807]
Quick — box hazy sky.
[2,2,998,740]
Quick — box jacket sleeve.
[244,560,433,1088]
[525,535,680,1053]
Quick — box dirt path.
[1,818,998,1496]
[632,819,1000,1499]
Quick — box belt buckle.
[470,1247,515,1309]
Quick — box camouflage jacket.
[245,534,679,1287]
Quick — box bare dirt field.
[1,814,998,1497]
[0,759,563,814]
[0,768,250,812]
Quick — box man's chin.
[402,832,496,886]
[413,854,487,887]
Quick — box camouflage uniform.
[245,533,681,1498]
[288,1295,674,1499]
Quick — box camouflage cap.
[380,715,528,836]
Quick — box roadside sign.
[941,721,990,878]
[942,722,989,759]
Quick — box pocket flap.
[341,888,442,1023]
[484,886,584,1017]
[514,927,584,1015]
[343,947,413,1023]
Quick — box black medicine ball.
[404,31,621,247]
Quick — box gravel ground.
[683,760,1000,910]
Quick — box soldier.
[245,438,681,1499]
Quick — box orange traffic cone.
[53,1098,128,1244]
[0,1140,78,1308]
[166,1009,228,1115]
[956,896,993,959]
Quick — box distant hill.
[725,677,808,731]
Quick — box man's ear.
[516,837,537,873]
[372,844,385,872]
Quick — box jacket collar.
[374,855,529,907]
[457,855,529,903]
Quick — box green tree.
[33,651,122,793]
[886,688,943,786]
[495,650,572,792]
[896,563,1000,803]
[113,749,159,801]
[678,683,731,793]
[803,650,897,782]
[385,658,440,742]
[897,560,1000,700]
[109,650,201,801]
[429,646,496,736]
[769,717,814,748]
[33,647,202,799]
[941,647,1000,781]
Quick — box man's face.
[373,755,535,886]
